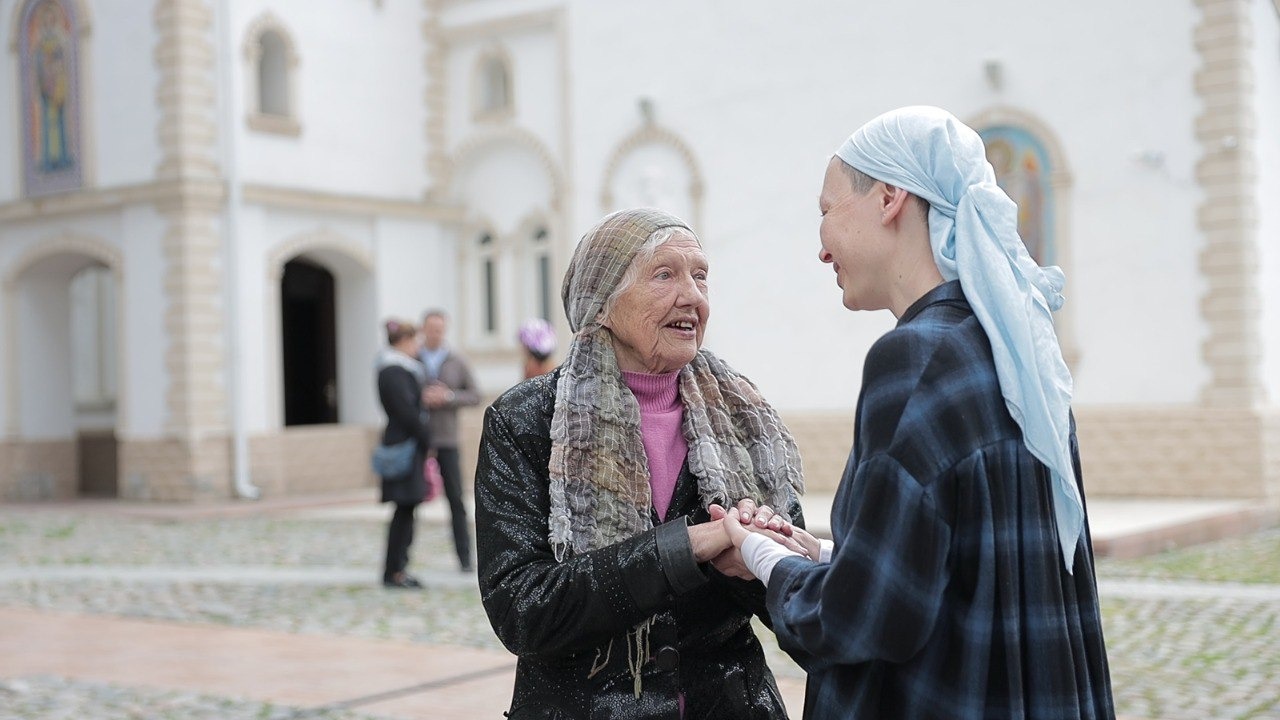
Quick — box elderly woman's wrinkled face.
[604,232,709,374]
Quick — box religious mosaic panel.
[979,126,1052,265]
[18,0,84,196]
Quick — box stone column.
[118,0,229,501]
[1194,0,1263,409]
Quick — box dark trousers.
[383,502,417,581]
[436,446,472,568]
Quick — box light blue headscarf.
[836,106,1082,572]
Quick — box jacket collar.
[897,279,968,326]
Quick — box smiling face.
[603,231,709,374]
[817,157,895,312]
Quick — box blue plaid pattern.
[766,281,1114,719]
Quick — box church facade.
[1,0,1277,502]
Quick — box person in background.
[419,310,480,571]
[517,317,558,379]
[375,318,432,589]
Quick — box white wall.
[233,0,429,199]
[0,4,18,202]
[90,0,163,188]
[1254,0,1280,407]
[17,271,75,438]
[117,205,169,438]
[564,0,1206,411]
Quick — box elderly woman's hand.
[687,519,732,563]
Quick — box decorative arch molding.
[3,232,121,284]
[3,231,123,437]
[262,228,376,430]
[457,212,500,250]
[242,11,301,135]
[967,105,1080,371]
[7,0,92,50]
[512,208,554,242]
[241,11,299,65]
[449,126,565,208]
[967,106,1073,184]
[471,43,515,122]
[600,121,706,231]
[265,228,373,281]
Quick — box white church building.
[1,0,1278,504]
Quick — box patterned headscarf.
[836,106,1081,572]
[549,208,805,560]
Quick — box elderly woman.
[476,209,806,719]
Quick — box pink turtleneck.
[622,370,686,522]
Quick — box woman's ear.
[880,184,912,226]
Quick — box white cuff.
[741,533,805,587]
[819,538,835,564]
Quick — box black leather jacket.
[476,371,800,719]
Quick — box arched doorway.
[4,241,122,500]
[280,258,337,426]
[69,264,117,496]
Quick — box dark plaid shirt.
[766,281,1114,720]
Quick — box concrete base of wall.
[773,405,1280,500]
[1075,405,1278,498]
[5,405,1275,504]
[248,425,380,497]
[0,439,77,500]
[0,426,381,503]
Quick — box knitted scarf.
[548,208,805,560]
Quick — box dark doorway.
[78,430,118,497]
[281,259,338,425]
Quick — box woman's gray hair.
[600,225,700,324]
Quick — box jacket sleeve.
[722,498,806,628]
[765,454,951,672]
[446,358,481,408]
[378,367,431,447]
[475,404,702,659]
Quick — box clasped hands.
[687,498,821,581]
[421,382,452,408]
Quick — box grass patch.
[42,523,76,540]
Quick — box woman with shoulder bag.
[375,318,433,589]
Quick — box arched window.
[528,227,552,322]
[979,126,1053,265]
[474,50,513,119]
[243,14,300,135]
[69,264,116,409]
[478,232,499,335]
[258,30,289,116]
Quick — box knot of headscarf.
[836,106,1082,572]
[549,208,804,562]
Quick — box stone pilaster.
[423,0,450,199]
[121,0,229,500]
[1193,0,1264,408]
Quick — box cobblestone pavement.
[0,509,1277,719]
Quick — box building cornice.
[440,8,558,45]
[0,180,220,222]
[243,184,465,222]
[0,181,464,223]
